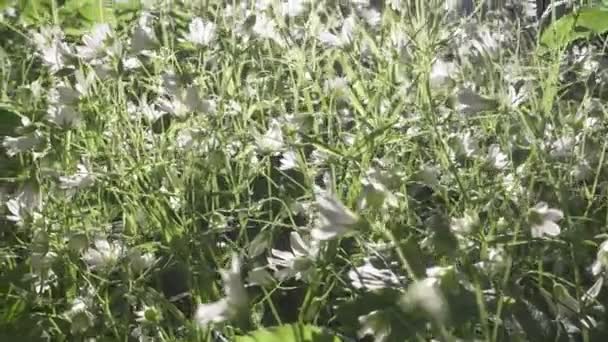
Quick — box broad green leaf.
[235,324,342,342]
[541,7,608,49]
[17,0,52,25]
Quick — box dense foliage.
[3,0,608,341]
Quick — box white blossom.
[2,131,42,156]
[77,24,112,60]
[311,192,359,240]
[59,164,95,189]
[348,259,403,290]
[319,16,355,48]
[195,254,248,326]
[82,238,124,270]
[255,119,284,154]
[183,17,217,47]
[529,202,563,238]
[267,231,317,281]
[486,144,509,170]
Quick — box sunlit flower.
[65,295,95,334]
[281,0,308,17]
[591,240,608,276]
[267,231,318,281]
[255,119,284,154]
[311,192,359,240]
[454,87,498,115]
[429,58,456,90]
[252,14,284,46]
[132,12,159,53]
[5,184,41,226]
[47,105,82,128]
[31,26,73,72]
[319,16,355,48]
[2,131,42,156]
[183,17,217,47]
[358,168,398,210]
[59,164,95,189]
[529,202,563,238]
[195,254,248,326]
[358,310,391,342]
[451,131,478,159]
[450,210,479,235]
[128,249,156,274]
[486,144,509,170]
[348,259,403,290]
[77,23,112,60]
[82,238,124,270]
[279,150,299,170]
[400,278,447,323]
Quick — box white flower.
[281,0,308,17]
[255,119,284,154]
[195,254,248,326]
[47,105,82,128]
[5,185,41,225]
[128,250,156,274]
[451,131,478,159]
[252,14,284,46]
[429,58,456,90]
[400,278,447,322]
[591,240,608,276]
[279,150,299,170]
[348,259,403,290]
[311,192,359,240]
[358,310,391,342]
[486,144,509,170]
[59,164,95,189]
[31,26,73,72]
[158,86,212,118]
[454,87,498,115]
[358,168,398,210]
[550,135,576,159]
[319,16,355,48]
[450,210,479,235]
[132,12,158,53]
[82,238,124,270]
[183,17,217,47]
[77,23,112,60]
[2,131,42,156]
[267,231,317,281]
[529,202,563,238]
[247,266,274,286]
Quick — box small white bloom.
[348,259,403,290]
[451,131,478,159]
[311,192,359,240]
[129,250,156,273]
[77,23,112,60]
[247,266,274,286]
[131,12,159,53]
[454,87,498,115]
[256,119,284,154]
[183,17,217,47]
[529,202,563,238]
[319,16,355,48]
[591,240,608,276]
[486,144,509,170]
[268,231,317,281]
[282,0,308,17]
[47,105,82,128]
[400,278,447,322]
[5,185,41,225]
[279,150,298,170]
[358,168,398,210]
[59,164,95,189]
[450,210,479,235]
[195,254,248,326]
[82,238,124,270]
[2,131,42,156]
[357,310,391,342]
[429,58,456,90]
[252,14,284,46]
[550,135,576,159]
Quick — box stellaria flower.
[348,259,404,290]
[82,238,124,270]
[311,192,359,240]
[319,16,355,48]
[183,17,217,47]
[5,184,41,226]
[2,131,43,157]
[267,231,318,281]
[486,144,509,170]
[59,163,95,189]
[591,240,608,276]
[132,12,159,53]
[135,305,162,324]
[195,254,248,326]
[400,277,447,323]
[529,202,563,238]
[255,119,284,154]
[47,105,82,128]
[77,23,112,61]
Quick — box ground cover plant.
[2,0,608,341]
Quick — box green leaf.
[234,324,342,342]
[17,0,52,25]
[541,7,608,49]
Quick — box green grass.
[1,0,608,341]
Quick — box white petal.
[195,299,230,325]
[544,208,564,222]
